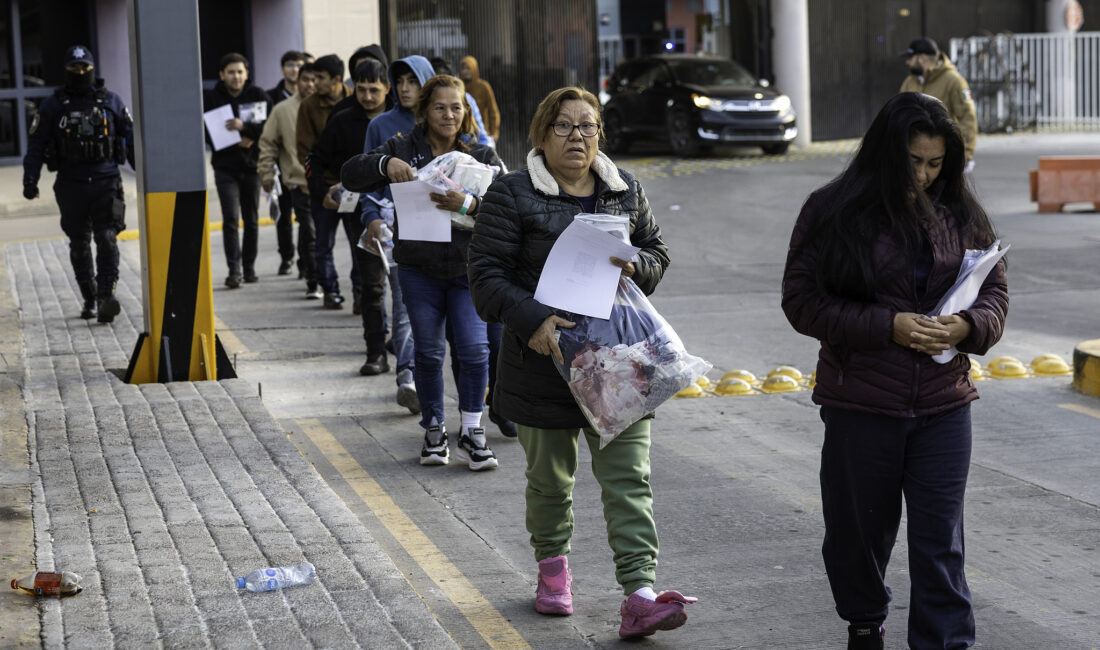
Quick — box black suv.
[602,55,797,156]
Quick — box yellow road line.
[213,314,248,356]
[296,418,530,650]
[118,216,278,241]
[1058,403,1100,420]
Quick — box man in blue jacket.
[23,45,134,323]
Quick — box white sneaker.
[396,370,420,414]
[456,427,499,471]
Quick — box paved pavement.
[2,132,1099,648]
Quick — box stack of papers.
[929,239,1010,364]
[533,220,640,319]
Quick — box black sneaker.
[359,353,390,376]
[456,427,499,471]
[420,426,449,465]
[80,299,97,320]
[278,259,293,275]
[225,275,242,289]
[488,408,518,438]
[96,296,121,324]
[243,272,259,283]
[323,293,345,309]
[847,623,884,650]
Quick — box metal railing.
[950,31,1100,132]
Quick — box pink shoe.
[618,590,698,638]
[535,556,573,615]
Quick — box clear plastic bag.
[551,277,712,448]
[416,151,500,230]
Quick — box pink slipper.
[619,590,698,638]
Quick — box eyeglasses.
[550,121,599,137]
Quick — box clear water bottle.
[235,561,315,592]
[11,571,83,596]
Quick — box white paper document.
[203,105,241,151]
[390,181,451,242]
[534,220,641,319]
[930,239,1010,364]
[239,101,267,124]
[337,190,360,213]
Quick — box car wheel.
[603,111,631,153]
[762,142,790,155]
[667,108,701,157]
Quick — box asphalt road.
[5,132,1099,648]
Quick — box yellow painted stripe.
[213,314,248,356]
[296,419,530,650]
[118,217,278,241]
[1058,403,1100,420]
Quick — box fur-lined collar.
[526,148,628,196]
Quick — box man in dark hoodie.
[22,44,134,323]
[204,52,272,288]
[311,59,389,324]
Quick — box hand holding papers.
[203,105,240,151]
[534,220,641,319]
[929,240,1010,364]
[390,180,451,242]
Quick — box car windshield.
[668,59,756,87]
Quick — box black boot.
[359,352,390,376]
[847,622,884,650]
[78,280,97,319]
[97,295,121,324]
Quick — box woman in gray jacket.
[468,87,696,639]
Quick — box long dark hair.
[803,92,995,301]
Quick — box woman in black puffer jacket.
[342,74,504,472]
[782,92,1007,650]
[468,87,697,640]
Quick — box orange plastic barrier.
[1029,156,1100,213]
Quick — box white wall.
[96,0,133,110]
[252,0,306,89]
[302,0,381,72]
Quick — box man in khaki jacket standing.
[900,37,978,170]
[259,62,318,296]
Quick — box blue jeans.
[389,265,414,377]
[312,199,361,295]
[398,265,488,429]
[819,403,974,649]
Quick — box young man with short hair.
[267,50,306,105]
[204,52,272,288]
[296,54,351,305]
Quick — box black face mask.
[64,69,94,93]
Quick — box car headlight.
[772,95,792,113]
[692,93,711,109]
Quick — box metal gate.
[379,0,599,170]
[951,31,1100,132]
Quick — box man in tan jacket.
[259,62,317,294]
[900,37,978,168]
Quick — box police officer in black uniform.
[22,45,135,323]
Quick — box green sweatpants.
[517,420,658,595]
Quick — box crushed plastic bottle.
[11,571,83,596]
[235,561,315,592]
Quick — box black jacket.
[203,81,271,172]
[341,125,503,279]
[466,149,669,429]
[23,80,134,186]
[312,102,373,187]
[267,79,293,105]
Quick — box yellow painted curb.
[118,217,276,241]
[1072,339,1100,397]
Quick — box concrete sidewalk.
[2,238,455,648]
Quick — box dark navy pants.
[819,403,975,649]
[55,175,123,299]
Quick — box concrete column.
[771,0,811,147]
[1046,0,1077,124]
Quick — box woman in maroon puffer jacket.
[782,93,1007,650]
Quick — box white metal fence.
[950,31,1100,132]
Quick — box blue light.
[664,42,674,50]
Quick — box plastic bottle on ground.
[235,561,315,592]
[10,571,83,596]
